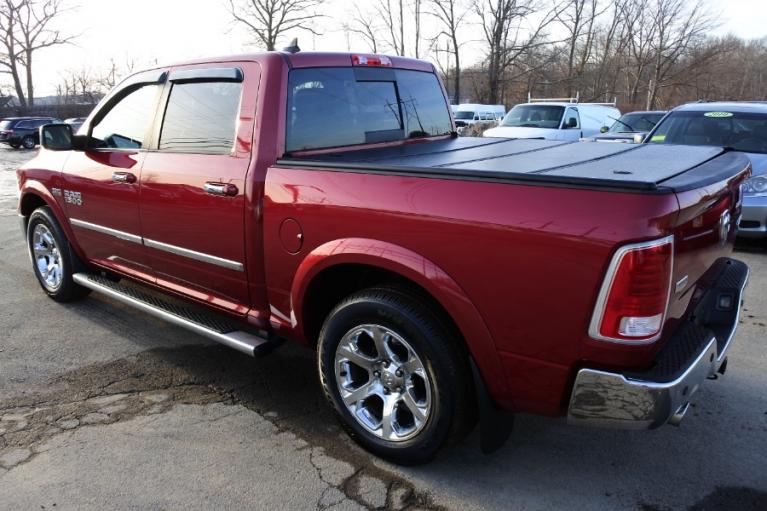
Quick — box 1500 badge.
[64,190,83,206]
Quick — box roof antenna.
[283,38,300,53]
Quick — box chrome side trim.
[70,218,142,244]
[144,238,244,272]
[588,235,675,344]
[72,273,266,356]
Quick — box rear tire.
[27,206,90,302]
[318,287,475,464]
[21,135,35,149]
[10,142,20,149]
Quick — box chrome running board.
[73,273,274,357]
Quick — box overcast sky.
[27,0,767,96]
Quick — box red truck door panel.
[62,80,164,280]
[139,65,258,314]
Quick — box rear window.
[648,110,767,154]
[501,105,564,129]
[286,67,452,152]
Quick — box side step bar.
[73,273,275,357]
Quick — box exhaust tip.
[668,402,690,427]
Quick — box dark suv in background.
[0,116,59,149]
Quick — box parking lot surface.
[1,148,766,510]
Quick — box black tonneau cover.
[277,138,750,193]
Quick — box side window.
[564,108,580,129]
[159,81,242,154]
[91,84,160,149]
[16,121,31,129]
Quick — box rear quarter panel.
[263,167,682,414]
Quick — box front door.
[62,73,165,280]
[139,64,258,314]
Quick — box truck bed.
[278,137,749,193]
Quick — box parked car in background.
[645,102,767,239]
[64,117,87,133]
[453,104,505,128]
[591,110,666,142]
[483,99,619,141]
[0,116,59,149]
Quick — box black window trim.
[84,69,168,153]
[151,77,244,156]
[168,67,243,83]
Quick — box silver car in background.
[644,102,767,239]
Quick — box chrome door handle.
[112,172,136,184]
[204,182,238,197]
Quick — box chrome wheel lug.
[395,369,403,377]
[373,370,380,378]
[396,387,402,393]
[382,360,390,368]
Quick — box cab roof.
[165,51,434,73]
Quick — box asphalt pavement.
[0,147,765,511]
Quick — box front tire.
[27,207,90,302]
[318,287,475,464]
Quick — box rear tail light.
[589,236,674,343]
[351,54,393,67]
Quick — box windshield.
[454,111,475,120]
[0,120,13,130]
[286,67,452,152]
[647,110,767,154]
[608,112,664,133]
[501,105,564,129]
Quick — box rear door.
[139,63,259,314]
[62,70,166,280]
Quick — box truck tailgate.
[663,151,750,338]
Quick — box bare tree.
[226,0,324,51]
[413,0,422,58]
[474,0,563,104]
[643,0,717,108]
[556,0,605,95]
[376,0,406,56]
[0,0,73,108]
[428,0,469,103]
[343,4,380,53]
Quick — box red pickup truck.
[18,51,750,464]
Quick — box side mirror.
[40,124,73,151]
[600,126,609,133]
[566,117,578,129]
[633,132,647,144]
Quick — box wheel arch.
[18,184,85,261]
[291,238,508,400]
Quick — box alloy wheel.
[334,324,432,442]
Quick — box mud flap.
[470,358,514,454]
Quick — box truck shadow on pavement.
[2,282,766,511]
[2,338,766,511]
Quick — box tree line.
[229,0,767,110]
[0,0,765,115]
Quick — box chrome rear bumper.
[567,258,749,429]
